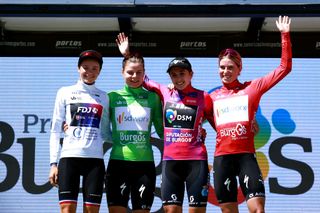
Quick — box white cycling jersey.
[49,80,111,164]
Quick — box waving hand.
[276,16,291,33]
[116,32,130,57]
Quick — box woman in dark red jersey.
[210,16,292,213]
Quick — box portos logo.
[55,40,82,48]
[180,41,207,49]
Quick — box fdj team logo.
[165,109,177,123]
[207,87,313,206]
[70,103,102,128]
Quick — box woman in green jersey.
[105,53,164,213]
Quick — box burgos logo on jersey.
[220,123,247,138]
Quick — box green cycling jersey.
[108,85,163,161]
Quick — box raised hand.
[276,15,291,33]
[116,32,130,57]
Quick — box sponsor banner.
[1,32,319,57]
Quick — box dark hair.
[122,52,145,70]
[218,48,242,70]
[78,50,103,69]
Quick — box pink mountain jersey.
[143,80,216,160]
[210,32,292,156]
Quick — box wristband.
[50,163,57,167]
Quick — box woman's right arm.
[253,16,292,94]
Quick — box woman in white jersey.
[48,50,111,213]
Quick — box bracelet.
[50,163,57,167]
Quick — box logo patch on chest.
[164,102,197,129]
[214,95,249,125]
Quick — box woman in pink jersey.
[210,16,292,213]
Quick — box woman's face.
[169,67,193,90]
[78,59,101,84]
[122,61,145,88]
[219,57,241,84]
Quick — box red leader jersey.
[210,32,292,157]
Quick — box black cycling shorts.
[105,159,156,210]
[161,160,209,207]
[213,153,265,204]
[58,157,105,206]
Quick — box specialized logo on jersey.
[244,175,249,188]
[70,103,102,128]
[164,102,197,129]
[214,95,249,125]
[120,183,127,195]
[139,184,146,198]
[115,105,150,131]
[224,178,231,191]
